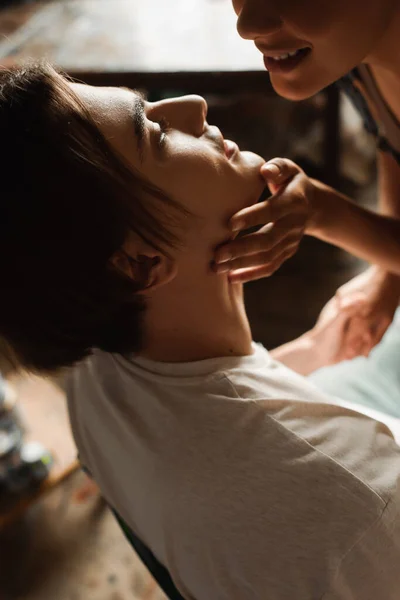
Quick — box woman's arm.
[378,150,400,218]
[272,154,400,369]
[270,332,322,376]
[309,179,400,275]
[270,301,364,375]
[316,152,400,360]
[372,151,400,295]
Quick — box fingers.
[336,290,392,359]
[339,316,375,361]
[347,332,373,359]
[328,299,366,331]
[344,340,371,361]
[229,196,291,234]
[228,160,308,235]
[261,158,302,194]
[214,222,301,269]
[370,317,392,346]
[315,299,374,363]
[214,238,298,275]
[342,317,391,360]
[229,184,305,233]
[228,248,295,284]
[227,265,279,285]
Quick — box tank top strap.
[357,64,400,155]
[337,67,400,165]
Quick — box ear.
[111,248,177,292]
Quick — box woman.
[215,0,400,360]
[5,63,400,599]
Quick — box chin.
[239,151,266,186]
[238,152,267,199]
[270,76,324,101]
[240,150,265,169]
[269,64,343,101]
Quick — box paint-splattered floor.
[0,470,168,600]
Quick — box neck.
[362,6,400,124]
[367,5,400,75]
[140,261,253,363]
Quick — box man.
[1,64,400,600]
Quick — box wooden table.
[0,0,340,182]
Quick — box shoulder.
[322,497,400,599]
[65,349,119,446]
[189,405,400,598]
[336,67,380,137]
[179,417,393,600]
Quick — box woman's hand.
[318,267,400,361]
[214,158,317,283]
[270,300,366,375]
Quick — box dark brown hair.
[0,63,186,374]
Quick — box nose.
[233,0,282,41]
[148,95,207,137]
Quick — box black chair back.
[113,509,186,600]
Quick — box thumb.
[261,158,301,194]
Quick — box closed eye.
[156,117,171,149]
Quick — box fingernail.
[262,163,281,177]
[215,250,232,264]
[230,220,244,232]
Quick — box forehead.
[70,82,135,121]
[70,82,144,167]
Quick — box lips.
[223,139,239,160]
[207,125,239,159]
[262,47,311,74]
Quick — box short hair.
[0,63,187,374]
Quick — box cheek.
[147,141,263,226]
[288,0,386,50]
[285,0,352,40]
[153,153,226,213]
[164,162,246,229]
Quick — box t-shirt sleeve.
[322,499,400,600]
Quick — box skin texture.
[71,83,265,361]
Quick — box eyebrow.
[125,89,146,162]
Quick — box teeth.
[270,49,300,61]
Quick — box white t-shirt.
[66,343,400,600]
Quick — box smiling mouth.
[262,47,311,73]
